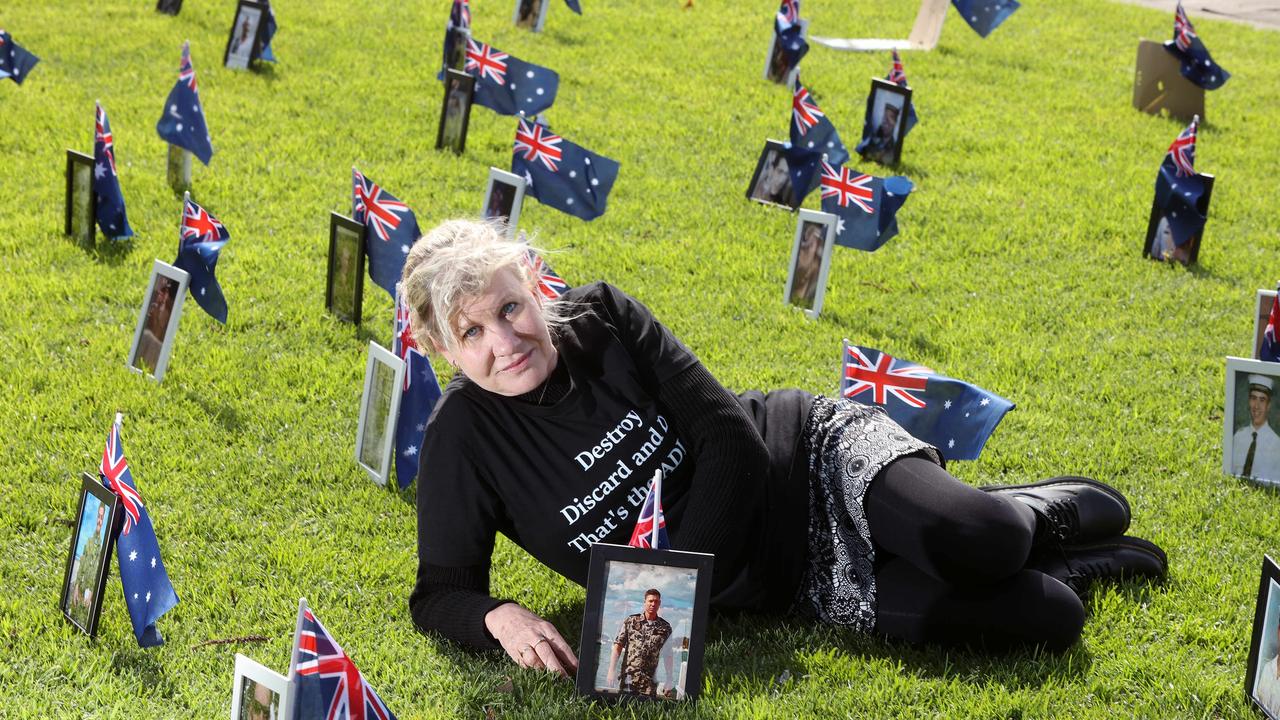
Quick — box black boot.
[1027,535,1168,598]
[981,476,1131,546]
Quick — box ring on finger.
[532,638,550,649]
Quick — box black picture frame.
[436,69,476,155]
[326,212,366,325]
[576,543,713,703]
[223,0,269,71]
[155,0,184,15]
[858,77,912,167]
[65,149,97,249]
[1247,555,1280,719]
[746,139,798,210]
[60,472,121,638]
[1142,173,1214,266]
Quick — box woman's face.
[436,268,557,397]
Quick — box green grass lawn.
[3,0,1280,716]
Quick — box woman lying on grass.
[403,219,1167,679]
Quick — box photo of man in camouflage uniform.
[66,500,109,630]
[607,588,673,697]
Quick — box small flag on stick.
[628,470,670,550]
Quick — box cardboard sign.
[811,0,947,52]
[1133,39,1205,123]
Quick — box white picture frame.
[231,653,292,720]
[1224,357,1280,488]
[355,342,405,486]
[128,260,191,382]
[513,0,549,32]
[481,167,528,237]
[1255,289,1276,360]
[783,209,838,319]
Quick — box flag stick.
[650,469,662,549]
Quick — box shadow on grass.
[250,62,280,82]
[183,386,246,433]
[111,647,175,696]
[92,236,134,267]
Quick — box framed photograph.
[858,78,912,167]
[763,18,807,86]
[326,212,366,325]
[513,0,549,32]
[65,150,97,249]
[1247,556,1280,719]
[1223,357,1280,488]
[576,543,713,703]
[444,26,470,74]
[1132,39,1205,123]
[166,144,192,193]
[156,0,184,15]
[231,653,291,720]
[1142,174,1214,266]
[784,209,838,319]
[355,342,406,486]
[436,69,476,155]
[746,139,798,210]
[224,0,268,71]
[60,472,121,638]
[482,167,528,236]
[1255,290,1277,360]
[128,260,191,382]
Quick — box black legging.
[865,456,1086,652]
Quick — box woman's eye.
[462,326,480,339]
[501,302,518,316]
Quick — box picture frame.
[763,18,808,86]
[436,69,476,155]
[231,653,292,720]
[1142,173,1213,267]
[576,543,713,703]
[1223,357,1280,488]
[481,167,528,236]
[858,78,912,167]
[155,0,184,15]
[1255,289,1277,360]
[1132,39,1205,123]
[355,342,406,486]
[224,0,269,71]
[784,209,838,319]
[60,472,121,638]
[64,149,97,249]
[128,260,191,383]
[444,26,471,74]
[746,139,798,210]
[1247,556,1280,720]
[513,0,549,32]
[326,212,366,325]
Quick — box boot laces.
[1041,497,1081,543]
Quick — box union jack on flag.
[101,416,143,536]
[353,168,411,242]
[792,86,824,135]
[776,0,800,29]
[820,162,874,214]
[181,197,229,244]
[465,38,507,85]
[514,119,563,172]
[179,41,196,91]
[843,344,932,408]
[888,50,907,85]
[291,601,397,720]
[96,104,117,175]
[627,472,669,550]
[1262,287,1280,363]
[1174,2,1196,52]
[526,250,569,299]
[1166,116,1197,177]
[393,282,442,490]
[394,296,419,392]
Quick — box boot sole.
[1066,535,1168,576]
[980,475,1132,535]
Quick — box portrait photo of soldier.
[61,478,118,636]
[606,588,674,697]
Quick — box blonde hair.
[400,218,575,353]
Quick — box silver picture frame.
[127,260,191,382]
[355,341,406,486]
[783,209,838,319]
[481,167,528,237]
[231,653,292,720]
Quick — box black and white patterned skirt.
[793,396,940,632]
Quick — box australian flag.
[1154,116,1207,249]
[565,0,582,15]
[1164,2,1229,90]
[885,51,919,138]
[439,0,471,79]
[784,83,849,203]
[776,0,800,31]
[156,41,214,165]
[840,342,1013,461]
[353,167,420,299]
[393,284,442,491]
[290,600,397,720]
[628,472,670,550]
[1262,286,1280,363]
[951,0,1019,38]
[0,29,39,84]
[526,250,570,298]
[819,161,913,252]
[100,414,179,648]
[259,2,278,63]
[512,117,619,221]
[174,194,230,323]
[772,0,808,81]
[464,38,559,117]
[93,103,134,239]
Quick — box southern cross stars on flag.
[93,102,134,239]
[463,38,559,117]
[0,29,39,84]
[1154,115,1209,250]
[884,51,919,138]
[628,471,670,550]
[819,161,914,252]
[392,283,442,491]
[174,194,231,323]
[526,249,570,299]
[290,600,397,720]
[1164,2,1229,90]
[512,117,620,221]
[840,342,1013,461]
[156,41,214,165]
[1262,285,1280,363]
[784,82,848,203]
[950,0,1020,38]
[100,413,179,648]
[352,167,420,299]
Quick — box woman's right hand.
[484,602,579,679]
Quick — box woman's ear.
[432,339,457,369]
